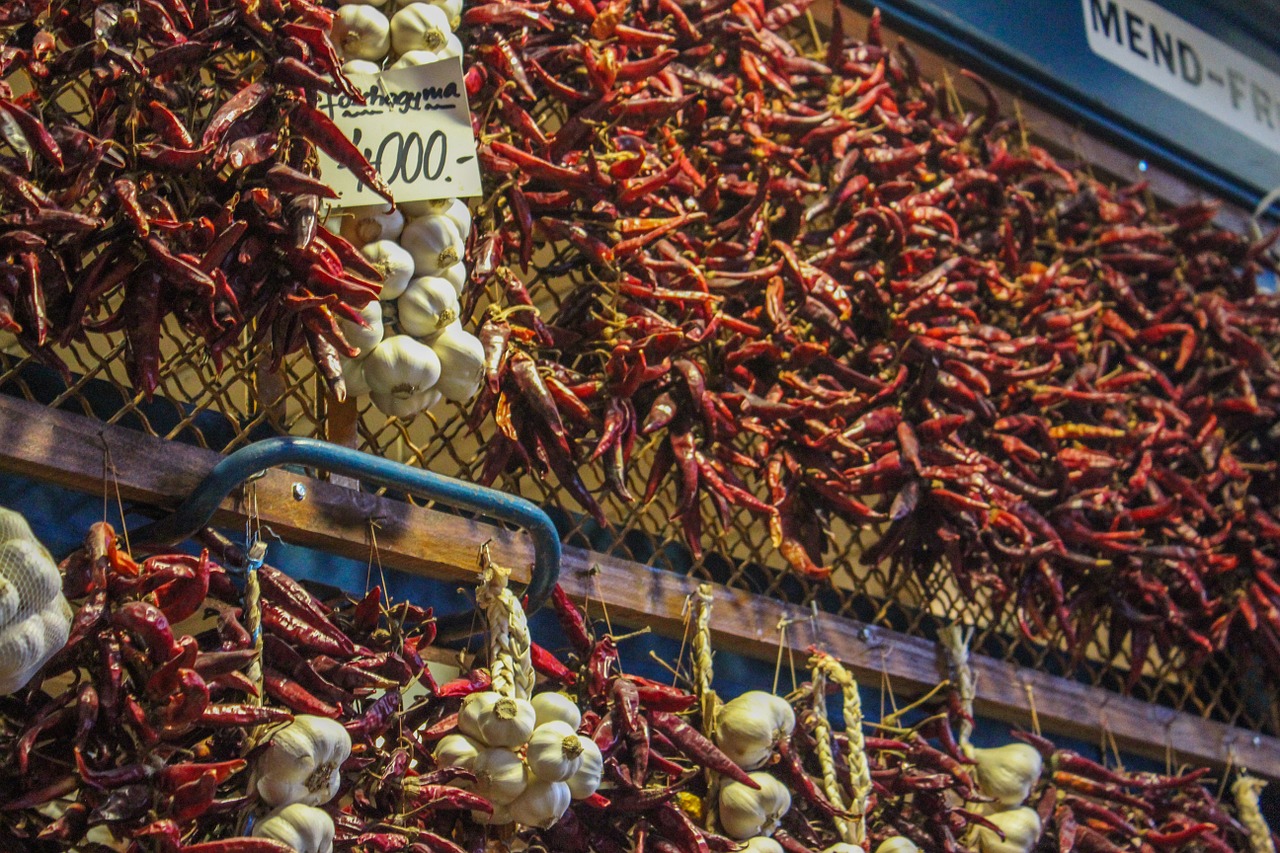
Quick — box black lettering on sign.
[1149,22,1173,72]
[1252,83,1275,128]
[1229,68,1247,108]
[1090,0,1122,43]
[1178,40,1202,85]
[1124,10,1146,59]
[424,130,447,180]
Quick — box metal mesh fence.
[2,267,1276,741]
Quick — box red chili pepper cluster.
[461,0,1280,691]
[1012,730,1253,853]
[0,0,388,398]
[0,523,440,850]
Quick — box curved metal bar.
[131,436,561,613]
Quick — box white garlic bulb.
[391,49,441,69]
[340,203,405,245]
[973,807,1042,853]
[967,743,1043,808]
[333,5,392,61]
[718,772,791,840]
[400,214,464,275]
[390,3,451,56]
[429,323,485,402]
[457,690,536,748]
[337,299,384,355]
[397,276,459,338]
[531,692,582,730]
[715,691,796,770]
[360,239,415,300]
[341,59,383,76]
[565,735,602,800]
[509,779,571,829]
[473,746,529,806]
[526,721,584,783]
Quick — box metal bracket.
[131,436,562,620]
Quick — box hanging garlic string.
[1233,775,1276,853]
[808,662,852,844]
[476,543,534,702]
[940,624,976,749]
[812,652,870,845]
[692,584,721,831]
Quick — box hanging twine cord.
[476,543,534,701]
[811,652,869,845]
[940,624,976,749]
[808,663,853,844]
[692,584,722,832]
[1233,775,1277,853]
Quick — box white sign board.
[1082,0,1280,157]
[315,60,482,204]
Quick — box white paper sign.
[316,60,482,204]
[1082,0,1280,157]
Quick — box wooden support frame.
[1,393,1277,777]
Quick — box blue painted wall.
[854,0,1280,211]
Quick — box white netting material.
[0,507,72,694]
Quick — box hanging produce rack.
[3,392,1277,779]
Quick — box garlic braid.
[940,624,976,748]
[809,663,853,844]
[476,545,534,701]
[1233,775,1277,853]
[812,652,870,845]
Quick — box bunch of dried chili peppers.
[0,0,387,398]
[462,0,1280,692]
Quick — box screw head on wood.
[292,482,307,501]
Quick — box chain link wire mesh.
[0,9,1274,741]
[2,260,1276,741]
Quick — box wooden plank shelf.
[1,393,1277,778]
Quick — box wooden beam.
[1,394,1277,778]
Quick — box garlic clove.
[363,334,441,398]
[341,58,383,76]
[369,387,441,419]
[391,49,441,69]
[401,214,464,276]
[432,733,482,771]
[526,721,585,783]
[397,276,459,338]
[715,691,796,770]
[531,692,582,730]
[390,3,452,56]
[874,840,919,853]
[435,197,471,239]
[340,356,371,397]
[437,261,468,296]
[509,779,571,829]
[434,32,464,61]
[333,5,392,61]
[457,690,537,748]
[473,746,529,806]
[967,742,1043,807]
[973,806,1042,853]
[717,771,791,840]
[566,735,603,799]
[426,0,462,28]
[745,839,786,853]
[823,845,866,853]
[429,323,485,402]
[253,803,335,853]
[361,239,415,300]
[339,203,405,245]
[472,802,513,826]
[337,299,384,355]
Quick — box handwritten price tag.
[316,59,482,204]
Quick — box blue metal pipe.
[131,436,561,615]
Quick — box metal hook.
[130,437,562,631]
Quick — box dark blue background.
[852,0,1280,211]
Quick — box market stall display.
[461,0,1280,699]
[0,0,1278,846]
[0,513,1263,851]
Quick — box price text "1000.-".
[348,127,449,194]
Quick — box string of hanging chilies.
[459,0,1280,696]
